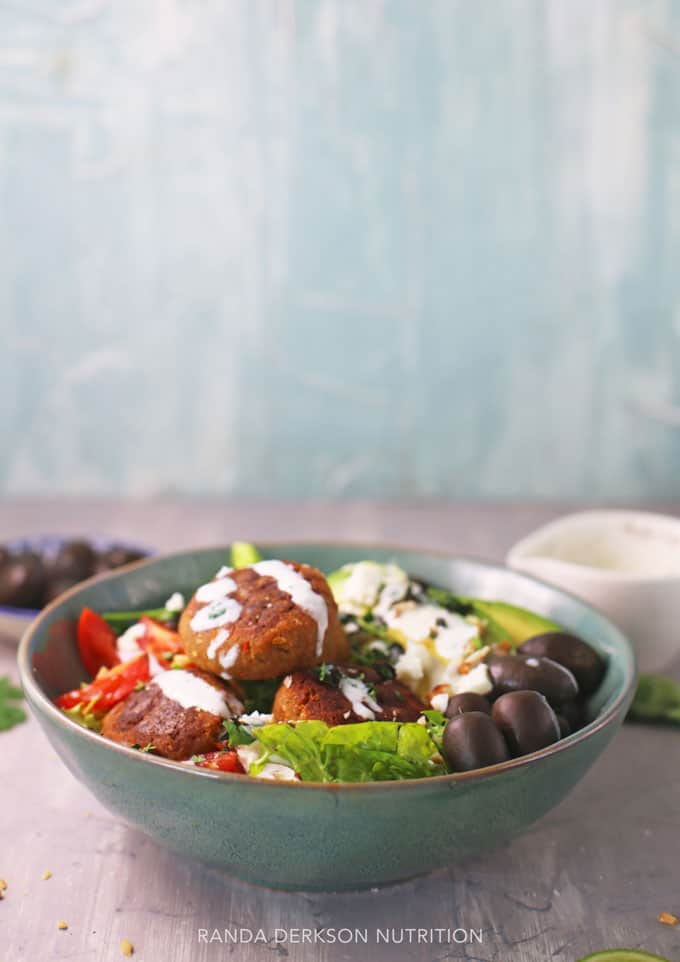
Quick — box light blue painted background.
[0,0,679,500]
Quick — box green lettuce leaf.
[250,719,444,783]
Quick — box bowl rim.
[18,540,638,793]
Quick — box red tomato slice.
[77,608,120,677]
[56,654,150,715]
[138,616,184,667]
[195,750,244,773]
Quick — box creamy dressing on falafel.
[339,676,383,720]
[195,577,238,604]
[252,560,329,656]
[218,642,240,677]
[190,595,243,633]
[153,669,231,717]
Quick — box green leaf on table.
[629,674,680,724]
[0,676,27,732]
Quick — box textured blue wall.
[0,0,679,500]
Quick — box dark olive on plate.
[488,652,579,706]
[0,551,46,608]
[445,692,492,718]
[43,576,81,605]
[52,540,98,581]
[95,545,146,573]
[492,690,561,757]
[441,711,510,772]
[518,632,605,695]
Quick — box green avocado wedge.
[468,599,562,645]
[577,951,671,962]
[230,541,263,569]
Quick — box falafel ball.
[179,560,349,682]
[272,664,426,726]
[101,666,243,761]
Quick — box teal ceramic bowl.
[19,544,636,891]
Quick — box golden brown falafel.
[179,561,349,681]
[272,665,426,726]
[101,666,243,761]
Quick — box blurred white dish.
[507,510,680,673]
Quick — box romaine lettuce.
[248,719,445,783]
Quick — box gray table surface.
[2,500,679,962]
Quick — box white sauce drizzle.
[207,628,229,660]
[218,643,240,678]
[252,560,328,656]
[190,596,242,633]
[339,676,383,721]
[195,576,238,604]
[153,670,231,717]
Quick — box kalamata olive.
[52,540,97,581]
[556,714,571,738]
[445,692,492,718]
[0,551,46,608]
[560,699,588,733]
[441,711,510,772]
[488,653,579,705]
[492,691,561,757]
[95,545,146,573]
[518,632,605,694]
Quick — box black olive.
[518,632,605,694]
[44,575,81,604]
[95,545,146,573]
[445,692,492,718]
[556,714,572,738]
[0,551,46,608]
[492,691,561,757]
[488,652,579,706]
[560,699,588,733]
[52,540,97,581]
[441,711,510,772]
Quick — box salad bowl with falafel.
[19,543,635,889]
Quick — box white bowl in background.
[507,510,680,673]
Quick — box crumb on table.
[658,911,678,926]
[121,938,134,956]
[57,920,68,931]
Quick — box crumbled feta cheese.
[430,692,450,713]
[451,663,493,696]
[334,562,409,616]
[164,592,185,612]
[238,711,273,727]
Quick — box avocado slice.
[230,541,263,569]
[469,600,562,646]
